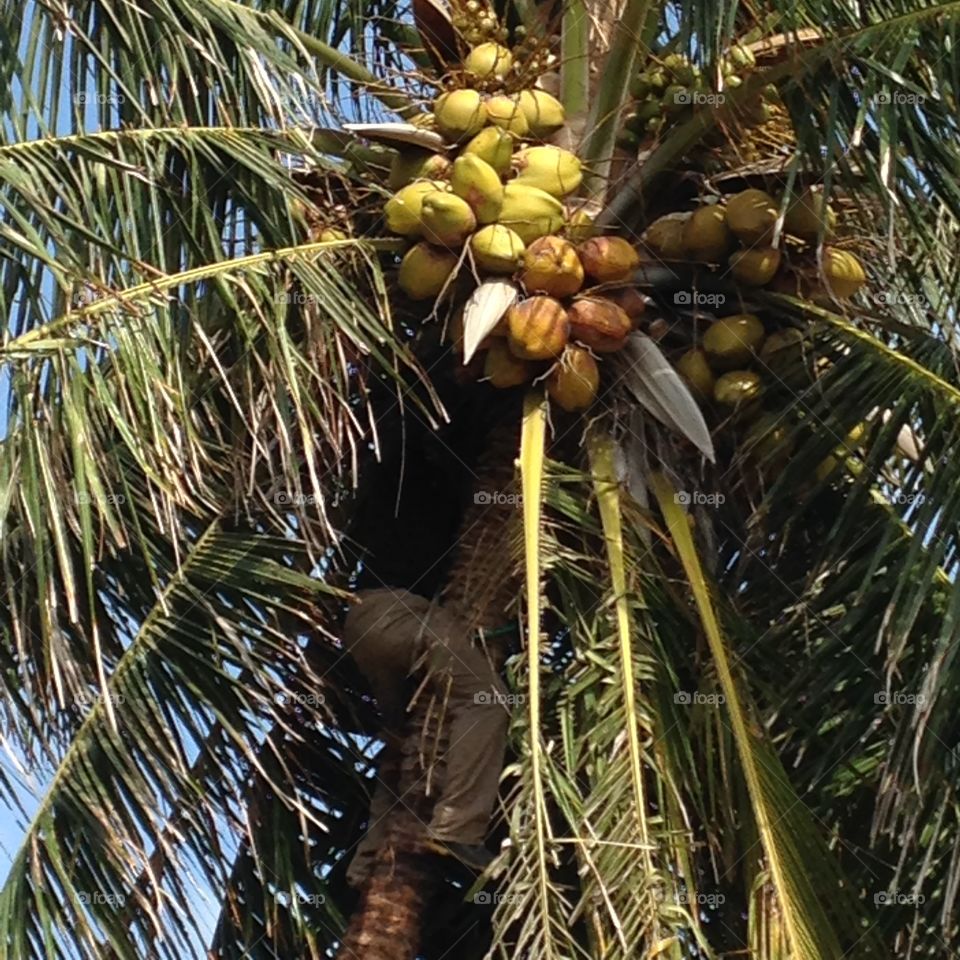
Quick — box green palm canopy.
[1,0,960,958]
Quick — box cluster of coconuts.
[450,2,554,75]
[674,312,785,419]
[385,41,578,303]
[643,187,867,299]
[617,48,782,149]
[678,317,871,481]
[382,36,654,412]
[640,187,867,446]
[470,235,647,412]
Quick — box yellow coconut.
[520,236,585,297]
[729,247,781,286]
[517,89,566,138]
[507,296,570,360]
[713,369,763,408]
[450,154,504,223]
[383,180,447,236]
[785,188,836,242]
[464,42,513,80]
[565,209,596,243]
[725,189,778,245]
[676,348,715,401]
[463,126,514,174]
[485,95,529,136]
[643,213,689,260]
[547,346,600,411]
[434,89,487,141]
[498,183,565,244]
[577,236,640,283]
[822,247,867,299]
[470,224,526,274]
[567,298,632,352]
[758,328,810,388]
[484,339,532,387]
[759,327,804,364]
[420,192,477,247]
[728,44,756,69]
[512,145,583,198]
[702,314,766,368]
[397,243,459,299]
[682,205,733,262]
[388,151,451,191]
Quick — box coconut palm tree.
[2,0,960,957]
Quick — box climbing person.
[338,391,524,888]
[342,586,510,887]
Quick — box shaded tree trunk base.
[338,700,444,959]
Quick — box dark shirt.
[348,371,519,599]
[351,453,464,598]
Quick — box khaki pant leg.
[343,588,434,731]
[424,608,510,845]
[346,747,400,886]
[343,589,437,885]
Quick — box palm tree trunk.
[339,418,522,959]
[337,707,442,958]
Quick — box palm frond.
[0,528,351,960]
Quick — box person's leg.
[346,742,400,887]
[343,588,433,732]
[343,589,434,885]
[422,608,510,846]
